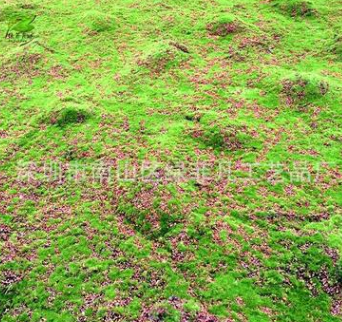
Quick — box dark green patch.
[43,107,91,127]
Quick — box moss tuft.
[137,41,188,74]
[272,0,316,17]
[207,14,241,36]
[42,107,91,127]
[282,74,329,105]
[81,10,115,33]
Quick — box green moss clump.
[121,203,181,239]
[272,0,315,17]
[282,75,329,105]
[42,107,90,127]
[81,10,115,33]
[207,14,241,36]
[147,303,181,322]
[190,123,261,152]
[137,42,188,74]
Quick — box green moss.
[0,0,342,320]
[207,14,241,36]
[81,10,115,33]
[136,41,188,74]
[330,36,342,60]
[282,74,329,105]
[40,107,91,127]
[272,0,316,17]
[148,302,181,322]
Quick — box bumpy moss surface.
[0,0,342,321]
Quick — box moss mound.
[80,10,115,33]
[43,107,91,127]
[282,74,329,105]
[137,41,188,74]
[190,123,261,152]
[272,0,316,17]
[207,14,241,36]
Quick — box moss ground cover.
[0,0,342,321]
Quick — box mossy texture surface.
[0,0,342,321]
